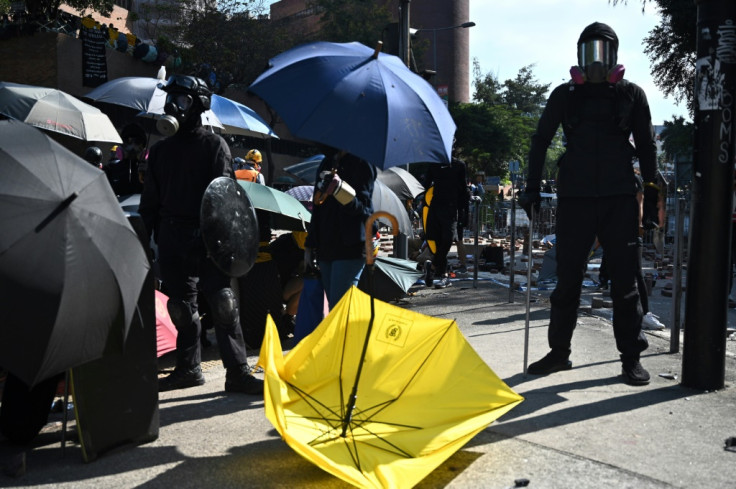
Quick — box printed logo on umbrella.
[376,314,412,347]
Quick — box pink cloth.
[155,290,177,357]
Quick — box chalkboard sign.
[80,19,108,88]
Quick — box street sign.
[508,160,520,173]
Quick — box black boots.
[621,357,650,385]
[527,350,573,375]
[225,364,264,395]
[158,366,205,392]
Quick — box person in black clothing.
[138,75,262,394]
[83,146,103,169]
[518,22,658,386]
[304,148,376,309]
[104,123,147,196]
[422,157,468,289]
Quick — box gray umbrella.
[0,81,122,143]
[0,120,149,386]
[287,182,412,235]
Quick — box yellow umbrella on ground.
[258,213,523,489]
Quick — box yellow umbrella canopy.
[258,286,523,489]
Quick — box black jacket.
[527,79,657,198]
[139,126,232,240]
[304,152,376,261]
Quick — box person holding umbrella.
[138,75,262,394]
[305,147,376,309]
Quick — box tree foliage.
[659,116,694,161]
[182,1,296,90]
[501,65,551,117]
[472,59,503,106]
[453,62,548,181]
[130,0,298,93]
[611,0,697,117]
[308,0,392,47]
[23,0,115,18]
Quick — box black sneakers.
[527,351,572,375]
[225,365,264,395]
[621,361,650,385]
[158,366,205,392]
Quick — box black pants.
[549,197,648,360]
[427,204,457,276]
[157,220,247,370]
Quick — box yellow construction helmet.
[246,149,262,164]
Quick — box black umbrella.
[377,167,425,202]
[0,120,150,386]
[357,255,423,302]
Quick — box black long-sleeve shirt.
[527,79,656,197]
[139,126,232,239]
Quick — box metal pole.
[523,207,535,374]
[670,197,686,353]
[682,0,736,390]
[509,176,516,303]
[400,1,411,67]
[473,196,481,288]
[432,29,437,86]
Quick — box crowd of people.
[2,20,679,450]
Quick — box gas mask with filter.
[156,75,211,136]
[569,22,625,85]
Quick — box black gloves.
[642,184,660,230]
[518,187,541,220]
[304,247,319,274]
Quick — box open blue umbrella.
[248,41,456,170]
[210,94,278,138]
[283,154,325,184]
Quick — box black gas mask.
[156,75,211,136]
[570,22,625,84]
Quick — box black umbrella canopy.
[377,166,425,201]
[0,120,150,386]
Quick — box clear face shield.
[578,39,617,83]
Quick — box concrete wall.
[0,31,159,98]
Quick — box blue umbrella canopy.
[249,41,456,170]
[283,154,325,184]
[210,94,277,138]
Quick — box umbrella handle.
[341,210,399,438]
[365,211,399,265]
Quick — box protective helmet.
[157,75,211,135]
[245,149,262,165]
[576,22,620,83]
[83,146,103,167]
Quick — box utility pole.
[682,0,736,390]
[399,0,411,67]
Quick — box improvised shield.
[200,177,259,277]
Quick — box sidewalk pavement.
[2,277,736,488]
